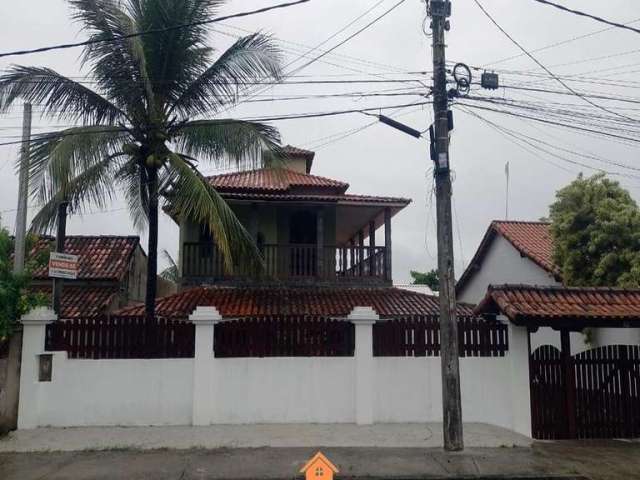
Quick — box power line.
[0,0,312,59]
[0,100,433,147]
[291,0,408,74]
[220,0,411,115]
[456,101,640,144]
[530,0,640,35]
[472,0,638,124]
[482,17,640,68]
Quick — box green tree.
[0,228,47,342]
[549,173,640,287]
[410,269,439,292]
[0,0,283,318]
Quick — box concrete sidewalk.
[3,443,640,479]
[0,423,531,452]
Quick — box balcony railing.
[182,243,388,283]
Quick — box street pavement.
[1,442,639,479]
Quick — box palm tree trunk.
[145,165,159,320]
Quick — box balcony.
[182,243,390,285]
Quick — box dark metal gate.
[530,344,640,439]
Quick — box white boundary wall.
[18,307,531,436]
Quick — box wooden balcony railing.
[182,243,388,282]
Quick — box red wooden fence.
[373,316,509,357]
[530,344,640,440]
[45,316,195,359]
[529,345,564,440]
[214,315,355,357]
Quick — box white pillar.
[506,318,532,437]
[17,307,56,429]
[349,306,379,425]
[190,306,221,426]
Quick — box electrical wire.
[0,0,312,59]
[471,0,638,124]
[482,17,640,68]
[530,0,640,35]
[457,101,640,144]
[0,100,433,147]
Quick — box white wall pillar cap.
[348,306,379,324]
[189,306,222,324]
[20,306,57,326]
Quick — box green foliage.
[410,269,439,291]
[0,0,284,314]
[159,249,178,283]
[0,227,47,341]
[549,173,640,287]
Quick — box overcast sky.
[1,0,639,284]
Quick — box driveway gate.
[530,344,640,439]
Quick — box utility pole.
[13,102,32,274]
[52,201,69,315]
[427,0,464,451]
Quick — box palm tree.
[0,0,283,318]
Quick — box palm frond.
[27,126,130,206]
[169,33,282,117]
[30,153,125,233]
[115,160,150,231]
[164,152,262,272]
[131,0,223,107]
[171,119,281,170]
[159,248,179,282]
[69,0,148,118]
[0,66,127,124]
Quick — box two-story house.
[120,146,459,319]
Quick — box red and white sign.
[48,252,79,280]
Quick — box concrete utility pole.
[13,102,32,274]
[427,0,464,451]
[52,201,69,315]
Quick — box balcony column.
[368,220,376,276]
[316,208,324,277]
[358,230,365,276]
[384,207,392,282]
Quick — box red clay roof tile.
[208,168,348,193]
[31,285,119,319]
[30,236,141,281]
[457,221,558,293]
[116,286,475,320]
[492,221,556,274]
[475,284,640,324]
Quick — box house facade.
[27,235,150,318]
[176,146,407,287]
[457,220,640,350]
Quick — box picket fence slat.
[45,316,195,359]
[372,316,508,357]
[213,315,355,358]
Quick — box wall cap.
[189,306,222,325]
[20,307,57,326]
[348,306,379,324]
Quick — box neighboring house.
[457,220,640,350]
[27,236,151,319]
